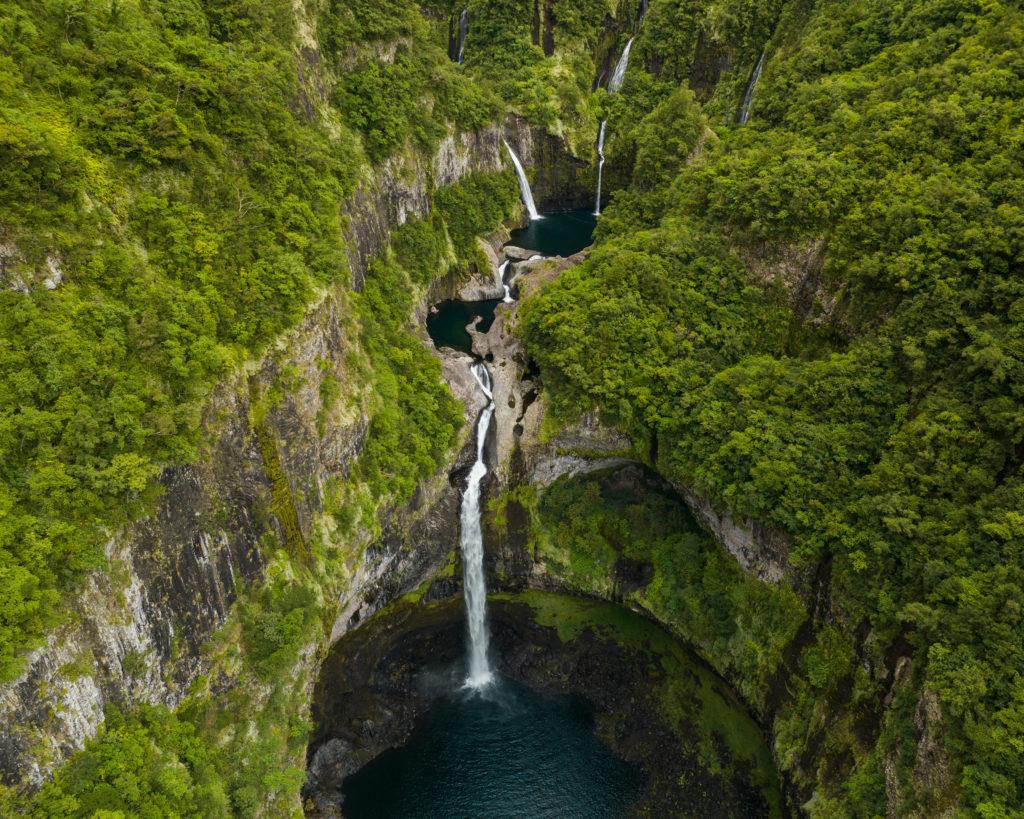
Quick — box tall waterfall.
[503,140,541,221]
[595,39,634,215]
[461,362,496,688]
[457,9,470,64]
[737,51,766,125]
[594,121,607,215]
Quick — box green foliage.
[0,0,505,682]
[22,705,227,818]
[530,470,805,708]
[520,0,1024,812]
[353,254,463,502]
[240,575,320,680]
[391,216,446,285]
[434,170,521,260]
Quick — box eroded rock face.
[676,487,792,584]
[0,241,63,293]
[0,293,363,786]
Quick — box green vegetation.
[6,157,516,813]
[519,470,804,712]
[0,0,525,683]
[23,705,228,818]
[4,0,1021,815]
[520,0,1024,813]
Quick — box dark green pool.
[508,208,597,258]
[426,298,502,355]
[341,677,642,818]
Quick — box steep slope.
[519,0,1024,815]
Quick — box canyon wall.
[0,112,588,788]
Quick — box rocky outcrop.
[343,120,526,290]
[1,241,63,293]
[676,488,792,584]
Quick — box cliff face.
[0,292,366,786]
[469,254,954,816]
[0,110,584,788]
[344,117,591,289]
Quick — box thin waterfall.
[499,260,513,302]
[595,39,634,215]
[608,38,634,93]
[737,50,766,125]
[594,120,607,215]
[461,362,495,688]
[457,9,470,64]
[503,140,541,221]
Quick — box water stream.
[594,120,607,215]
[737,50,766,125]
[461,362,496,688]
[503,140,541,221]
[608,37,634,93]
[457,9,469,64]
[594,38,635,215]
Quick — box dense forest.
[1,0,1022,814]
[521,0,1024,815]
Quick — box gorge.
[1,1,1022,818]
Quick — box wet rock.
[502,245,535,261]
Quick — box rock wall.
[343,118,591,290]
[0,106,579,786]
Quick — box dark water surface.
[341,677,642,818]
[426,298,502,355]
[508,209,597,258]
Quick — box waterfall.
[594,39,633,215]
[608,38,634,93]
[461,362,495,688]
[498,260,513,302]
[594,120,607,215]
[737,50,766,125]
[503,140,541,221]
[457,9,470,64]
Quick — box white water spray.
[608,38,634,93]
[499,260,514,302]
[737,50,766,126]
[461,362,495,688]
[503,140,541,221]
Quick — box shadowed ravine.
[303,209,782,817]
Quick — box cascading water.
[608,37,634,93]
[594,120,608,215]
[499,260,513,302]
[503,140,541,221]
[737,50,766,126]
[594,39,634,215]
[457,9,470,64]
[461,362,496,688]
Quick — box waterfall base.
[303,592,783,818]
